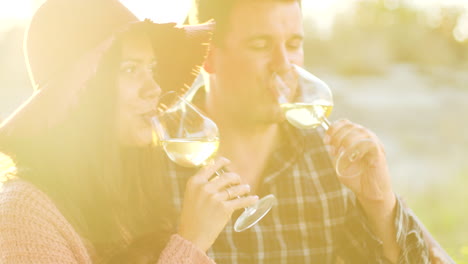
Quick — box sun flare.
[120,0,192,24]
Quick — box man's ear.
[203,45,216,74]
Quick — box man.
[166,0,437,263]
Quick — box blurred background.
[1,0,467,261]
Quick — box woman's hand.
[178,157,258,252]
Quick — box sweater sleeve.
[0,180,92,264]
[157,234,215,264]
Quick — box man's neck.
[205,93,281,194]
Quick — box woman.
[0,0,257,263]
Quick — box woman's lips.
[141,110,158,126]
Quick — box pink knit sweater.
[0,179,215,264]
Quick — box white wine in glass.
[280,101,333,130]
[152,93,276,232]
[275,65,371,178]
[161,138,220,168]
[276,65,334,130]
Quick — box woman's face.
[116,32,161,147]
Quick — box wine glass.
[152,92,277,232]
[275,64,373,178]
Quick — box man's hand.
[324,119,394,205]
[324,119,400,262]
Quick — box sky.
[0,0,467,35]
[1,0,467,22]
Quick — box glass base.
[233,194,277,232]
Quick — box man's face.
[208,0,304,125]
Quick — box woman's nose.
[139,74,161,101]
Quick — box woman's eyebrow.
[120,58,142,63]
[120,58,157,64]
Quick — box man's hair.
[188,0,301,45]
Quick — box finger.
[329,122,364,148]
[325,119,352,139]
[328,125,358,156]
[194,157,230,182]
[207,173,242,191]
[325,121,355,149]
[336,139,377,174]
[335,128,371,157]
[329,127,354,155]
[325,144,335,158]
[224,195,259,211]
[215,184,251,201]
[336,164,362,192]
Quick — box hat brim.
[148,21,213,95]
[0,22,213,150]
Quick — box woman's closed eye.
[120,61,138,75]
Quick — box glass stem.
[214,168,225,177]
[322,117,331,131]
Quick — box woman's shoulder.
[0,178,92,263]
[0,178,55,214]
[0,178,80,236]
[0,178,73,240]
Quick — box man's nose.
[269,46,292,74]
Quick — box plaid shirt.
[165,119,429,263]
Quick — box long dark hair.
[1,25,175,263]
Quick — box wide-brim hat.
[0,0,213,149]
